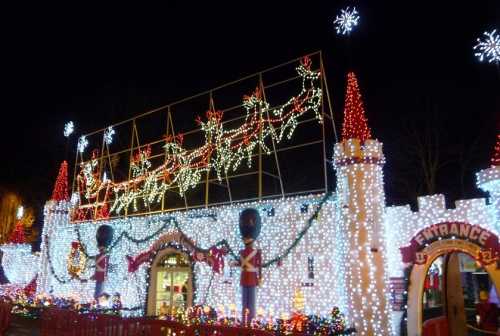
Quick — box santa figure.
[234,208,262,325]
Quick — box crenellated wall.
[385,193,499,278]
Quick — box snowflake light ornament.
[104,126,115,145]
[474,29,500,63]
[64,121,74,137]
[333,7,360,35]
[77,136,88,153]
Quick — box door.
[148,250,193,316]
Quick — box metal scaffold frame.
[72,51,337,222]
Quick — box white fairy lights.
[474,29,500,63]
[333,7,360,36]
[38,195,340,317]
[77,59,323,217]
[104,126,115,145]
[333,138,393,336]
[16,206,24,220]
[0,244,39,285]
[77,136,89,153]
[64,121,74,138]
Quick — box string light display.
[333,139,392,335]
[104,126,115,145]
[341,73,372,144]
[75,57,322,217]
[0,56,497,336]
[333,7,360,36]
[77,136,88,153]
[51,161,69,202]
[37,194,342,318]
[64,121,74,138]
[473,29,500,63]
[0,244,39,285]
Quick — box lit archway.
[401,222,500,336]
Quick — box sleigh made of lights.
[72,53,336,222]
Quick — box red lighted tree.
[341,72,372,143]
[51,161,69,201]
[491,134,500,166]
[8,220,26,243]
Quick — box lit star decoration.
[77,136,88,153]
[474,29,500,63]
[64,121,74,137]
[104,126,115,145]
[333,7,360,35]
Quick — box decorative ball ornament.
[96,225,114,248]
[67,241,87,278]
[239,208,262,243]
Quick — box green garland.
[49,193,331,283]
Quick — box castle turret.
[477,134,500,231]
[333,72,393,335]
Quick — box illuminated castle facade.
[2,64,499,336]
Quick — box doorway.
[421,252,499,335]
[147,249,193,316]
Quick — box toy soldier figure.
[92,225,113,299]
[93,246,109,298]
[235,208,262,325]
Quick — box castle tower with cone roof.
[333,72,393,335]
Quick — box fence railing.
[39,308,275,336]
[0,302,11,336]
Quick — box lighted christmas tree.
[341,72,372,143]
[9,206,26,243]
[491,134,500,166]
[51,161,69,201]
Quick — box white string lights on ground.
[474,29,500,63]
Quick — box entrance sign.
[400,222,499,265]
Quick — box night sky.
[1,1,499,226]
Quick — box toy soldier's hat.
[239,208,261,242]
